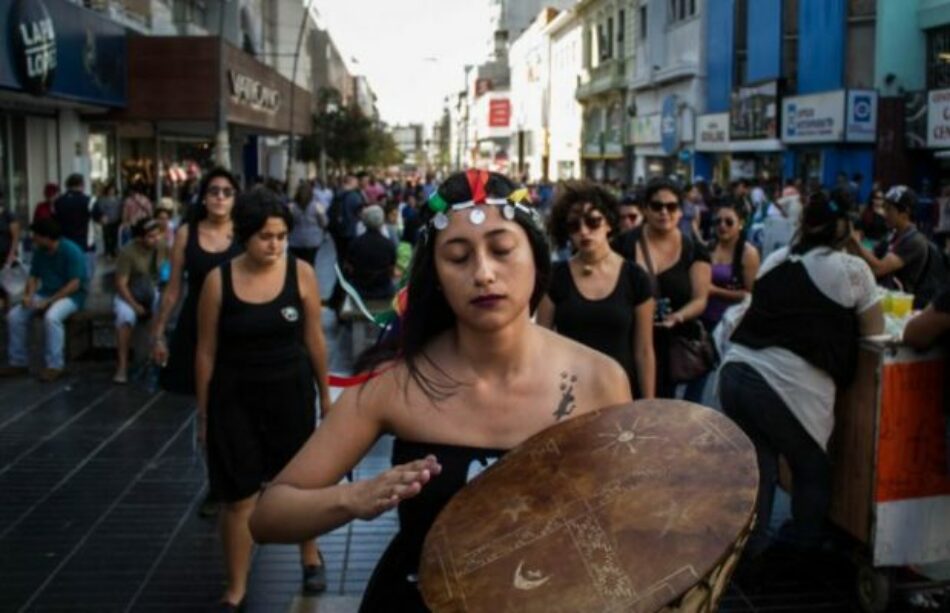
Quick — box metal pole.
[286,0,314,196]
[214,0,230,169]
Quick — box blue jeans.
[7,295,80,369]
[718,361,831,557]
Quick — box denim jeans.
[7,295,80,369]
[718,361,831,557]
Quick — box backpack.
[326,191,347,241]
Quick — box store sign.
[927,88,950,149]
[846,90,878,142]
[905,91,929,149]
[730,81,778,140]
[489,98,511,128]
[782,91,846,144]
[661,95,679,155]
[632,114,661,145]
[9,0,57,95]
[228,70,281,113]
[695,113,730,152]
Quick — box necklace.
[577,251,612,276]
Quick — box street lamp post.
[214,0,231,169]
[285,0,315,196]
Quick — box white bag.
[1,260,28,301]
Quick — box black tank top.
[217,256,305,373]
[185,221,243,299]
[360,439,506,612]
[548,260,651,394]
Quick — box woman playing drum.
[250,170,632,611]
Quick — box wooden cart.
[826,341,950,612]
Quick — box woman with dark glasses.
[614,178,712,399]
[538,181,656,399]
[702,200,760,331]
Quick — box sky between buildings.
[315,0,494,126]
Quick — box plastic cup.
[892,293,913,318]
[881,291,893,315]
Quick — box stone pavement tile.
[288,595,363,613]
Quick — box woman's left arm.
[299,261,332,416]
[665,261,711,326]
[633,298,656,398]
[741,244,761,292]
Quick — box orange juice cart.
[827,339,950,612]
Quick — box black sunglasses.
[714,217,736,228]
[648,200,679,214]
[207,186,235,198]
[566,213,605,234]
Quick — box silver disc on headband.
[433,212,450,230]
[469,208,486,225]
[502,204,516,220]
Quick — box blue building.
[696,0,879,198]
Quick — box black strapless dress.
[359,439,506,612]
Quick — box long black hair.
[791,188,854,255]
[187,167,240,224]
[355,170,551,401]
[711,198,748,287]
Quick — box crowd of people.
[0,164,948,610]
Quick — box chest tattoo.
[553,371,578,421]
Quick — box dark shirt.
[342,190,365,239]
[346,230,396,299]
[53,190,102,251]
[548,260,652,395]
[0,206,15,260]
[30,238,88,307]
[934,287,950,314]
[889,226,928,293]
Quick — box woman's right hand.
[344,455,442,520]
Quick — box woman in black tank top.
[249,171,634,612]
[537,181,656,399]
[195,190,332,610]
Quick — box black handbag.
[638,230,714,383]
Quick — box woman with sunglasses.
[150,168,243,519]
[702,200,760,332]
[249,170,632,612]
[537,181,655,399]
[614,178,712,399]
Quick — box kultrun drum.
[419,400,758,613]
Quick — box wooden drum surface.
[419,400,758,613]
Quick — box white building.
[546,9,584,181]
[629,0,705,181]
[488,0,577,49]
[509,8,562,181]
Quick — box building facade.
[509,8,561,181]
[630,0,705,182]
[575,0,634,182]
[547,8,584,181]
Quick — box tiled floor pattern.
[3,366,943,612]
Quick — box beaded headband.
[426,170,537,231]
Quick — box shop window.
[927,26,950,90]
[668,0,696,25]
[618,9,625,50]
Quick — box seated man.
[344,205,396,300]
[113,218,168,383]
[0,219,88,382]
[849,186,928,294]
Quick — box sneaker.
[0,366,28,377]
[302,561,327,594]
[112,371,128,384]
[38,368,64,383]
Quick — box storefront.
[781,89,878,198]
[632,95,694,183]
[694,113,731,185]
[728,81,784,182]
[580,100,624,182]
[110,36,311,198]
[0,0,127,219]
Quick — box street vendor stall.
[825,332,950,612]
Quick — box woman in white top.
[719,188,884,560]
[288,182,327,265]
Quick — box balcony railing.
[576,58,626,101]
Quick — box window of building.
[173,0,207,28]
[640,5,647,40]
[618,9,625,48]
[607,16,615,58]
[669,0,696,24]
[928,26,950,89]
[733,0,748,86]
